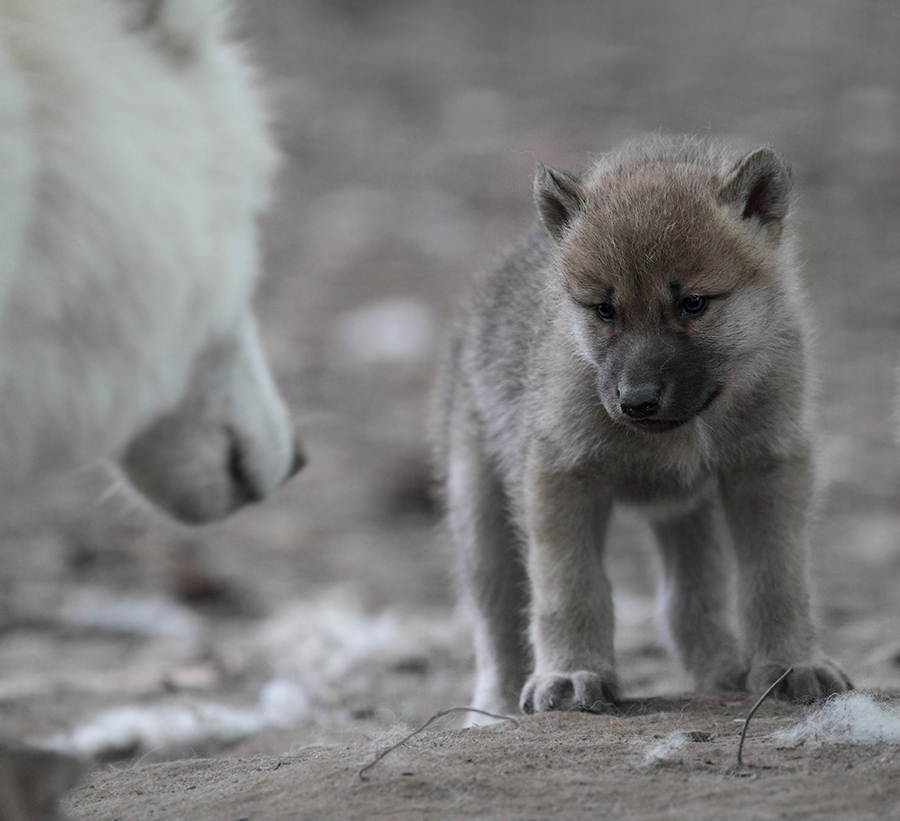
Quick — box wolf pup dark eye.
[681,295,708,317]
[595,302,616,322]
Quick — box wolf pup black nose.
[435,135,851,720]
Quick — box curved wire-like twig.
[358,707,518,781]
[736,666,793,768]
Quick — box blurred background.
[1,0,899,761]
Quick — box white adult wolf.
[0,0,303,522]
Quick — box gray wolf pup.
[437,136,851,716]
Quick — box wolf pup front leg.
[443,389,531,717]
[519,444,618,713]
[721,456,852,700]
[437,136,851,716]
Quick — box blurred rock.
[58,588,204,641]
[0,745,85,821]
[330,298,437,366]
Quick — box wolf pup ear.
[719,147,792,232]
[534,164,585,240]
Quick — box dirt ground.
[3,0,900,818]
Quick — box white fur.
[0,0,298,521]
[37,587,463,758]
[638,731,691,769]
[40,678,310,759]
[773,692,900,746]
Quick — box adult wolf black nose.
[619,384,661,419]
[289,439,307,478]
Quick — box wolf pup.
[437,136,851,717]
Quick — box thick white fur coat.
[0,0,298,521]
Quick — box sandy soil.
[64,700,900,821]
[2,0,900,818]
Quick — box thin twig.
[736,666,793,768]
[358,707,518,781]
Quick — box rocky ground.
[2,1,900,818]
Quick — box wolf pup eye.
[680,295,708,317]
[594,302,616,322]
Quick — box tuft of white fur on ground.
[38,586,462,760]
[773,692,900,746]
[59,587,204,640]
[255,585,462,693]
[39,679,309,760]
[638,731,692,769]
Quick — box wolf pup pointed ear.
[719,146,792,232]
[534,164,585,240]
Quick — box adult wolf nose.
[288,439,307,478]
[619,384,661,419]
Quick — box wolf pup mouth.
[626,417,690,433]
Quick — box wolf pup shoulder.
[436,136,851,717]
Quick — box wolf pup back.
[436,135,850,719]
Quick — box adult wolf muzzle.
[0,0,302,522]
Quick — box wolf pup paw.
[749,660,853,703]
[520,670,618,714]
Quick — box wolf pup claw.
[436,136,851,718]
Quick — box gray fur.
[435,135,851,717]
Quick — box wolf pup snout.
[605,335,722,431]
[436,135,851,721]
[617,383,660,420]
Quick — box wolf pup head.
[534,140,794,433]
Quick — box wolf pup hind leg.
[436,135,851,715]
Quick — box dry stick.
[735,666,793,768]
[358,707,518,781]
